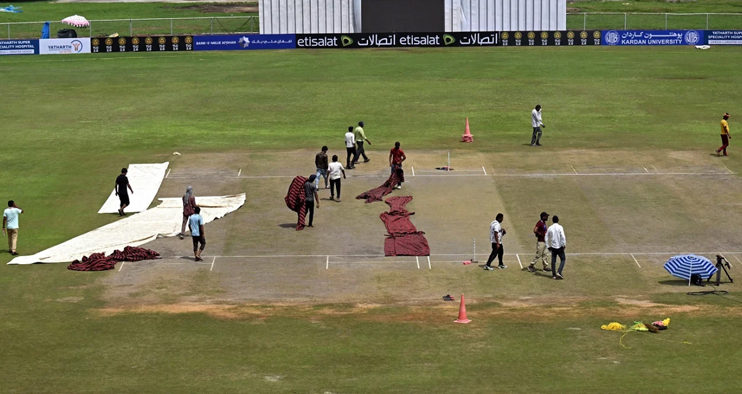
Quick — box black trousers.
[550,247,566,275]
[191,235,206,251]
[530,127,542,145]
[346,147,356,168]
[485,242,503,266]
[330,178,341,199]
[354,141,368,162]
[305,200,315,226]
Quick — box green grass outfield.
[1,46,741,392]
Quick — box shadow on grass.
[658,279,696,287]
[278,223,297,229]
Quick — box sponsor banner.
[602,30,704,46]
[0,39,38,55]
[500,31,601,46]
[39,38,90,55]
[296,32,499,48]
[706,30,742,45]
[91,36,193,53]
[193,34,295,50]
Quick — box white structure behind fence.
[260,0,565,33]
[445,0,566,31]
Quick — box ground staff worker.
[717,112,731,156]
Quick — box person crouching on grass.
[189,206,205,261]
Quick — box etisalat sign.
[296,32,499,48]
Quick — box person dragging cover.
[115,168,133,216]
[179,186,197,239]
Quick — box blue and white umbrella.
[664,254,717,285]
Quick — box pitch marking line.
[516,253,523,269]
[416,256,420,269]
[411,166,415,176]
[231,170,735,180]
[427,256,432,270]
[118,261,125,272]
[482,166,487,175]
[237,168,242,177]
[630,253,642,268]
[160,251,742,259]
[210,257,216,272]
[165,168,171,178]
[326,255,329,270]
[643,167,649,173]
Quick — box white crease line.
[570,164,578,174]
[730,254,742,266]
[411,166,415,176]
[220,171,734,180]
[118,261,125,272]
[516,254,523,269]
[630,253,642,268]
[416,256,420,269]
[326,255,329,270]
[165,168,171,178]
[643,167,649,173]
[210,256,216,272]
[482,166,487,175]
[427,256,432,270]
[237,168,242,177]
[159,251,742,259]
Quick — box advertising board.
[193,34,295,51]
[296,32,499,48]
[39,38,90,55]
[0,39,38,55]
[602,30,704,46]
[500,31,600,46]
[91,36,193,53]
[706,30,742,45]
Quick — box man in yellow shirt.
[717,113,731,156]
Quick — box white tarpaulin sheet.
[98,162,169,214]
[9,194,245,265]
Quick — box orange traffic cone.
[461,117,473,143]
[454,294,471,324]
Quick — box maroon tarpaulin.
[285,176,308,230]
[384,232,430,256]
[379,196,430,256]
[356,171,402,203]
[67,246,160,271]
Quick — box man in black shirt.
[115,168,134,216]
[304,174,319,227]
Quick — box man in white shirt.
[344,126,356,169]
[327,154,346,201]
[530,104,546,146]
[484,213,507,270]
[545,215,567,279]
[3,200,23,255]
